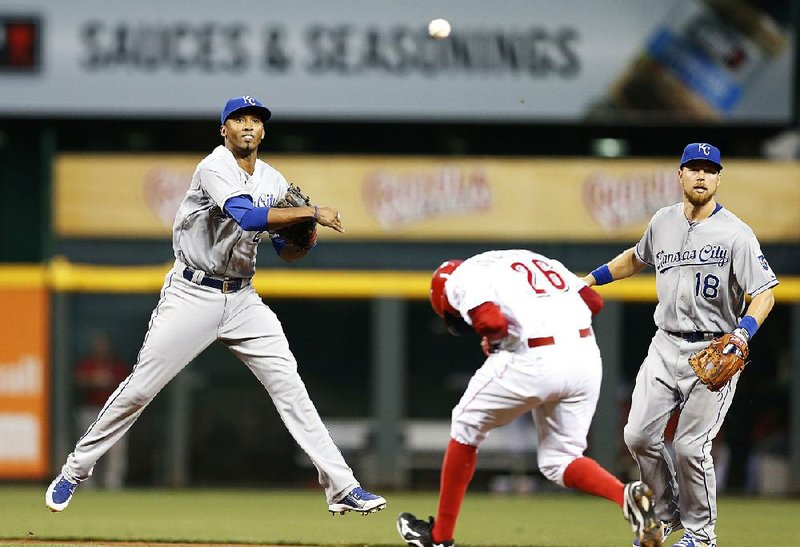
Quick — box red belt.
[527,327,593,348]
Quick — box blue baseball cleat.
[45,474,78,512]
[328,486,386,515]
[672,532,711,547]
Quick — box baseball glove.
[688,333,749,391]
[273,183,317,250]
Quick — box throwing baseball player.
[45,95,386,517]
[584,143,777,547]
[396,250,663,547]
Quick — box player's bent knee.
[623,425,651,453]
[450,420,485,447]
[118,384,159,407]
[671,437,704,460]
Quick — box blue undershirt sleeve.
[223,195,270,231]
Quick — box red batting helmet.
[430,259,463,317]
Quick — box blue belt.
[182,267,247,294]
[666,330,723,343]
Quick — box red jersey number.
[511,259,567,294]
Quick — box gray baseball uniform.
[59,145,360,504]
[623,202,778,544]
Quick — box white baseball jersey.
[446,249,593,344]
[444,250,602,487]
[173,145,289,278]
[635,203,778,333]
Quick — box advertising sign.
[55,154,800,242]
[0,0,793,123]
[0,287,50,479]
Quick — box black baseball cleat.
[623,481,663,547]
[396,512,455,547]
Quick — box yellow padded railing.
[1,257,799,301]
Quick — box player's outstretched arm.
[266,206,318,230]
[583,247,646,287]
[271,205,344,263]
[313,205,345,233]
[744,288,775,327]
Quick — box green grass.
[0,486,798,546]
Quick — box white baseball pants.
[449,334,602,486]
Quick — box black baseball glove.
[273,183,317,250]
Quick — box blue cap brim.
[221,105,272,125]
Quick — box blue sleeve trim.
[749,278,779,297]
[224,195,269,231]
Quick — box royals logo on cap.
[220,96,272,125]
[680,142,722,170]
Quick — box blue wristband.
[590,264,613,286]
[737,315,759,339]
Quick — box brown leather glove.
[688,332,749,391]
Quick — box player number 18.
[694,272,720,299]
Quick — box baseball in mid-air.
[428,18,451,39]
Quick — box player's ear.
[220,125,226,138]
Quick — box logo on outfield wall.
[143,167,192,227]
[363,166,492,229]
[0,16,41,72]
[582,169,681,231]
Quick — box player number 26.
[511,259,567,295]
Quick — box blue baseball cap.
[680,143,722,170]
[220,96,272,125]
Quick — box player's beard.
[232,138,258,158]
[684,186,716,207]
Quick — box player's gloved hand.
[723,327,750,356]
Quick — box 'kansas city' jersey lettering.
[635,203,778,332]
[655,244,729,272]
